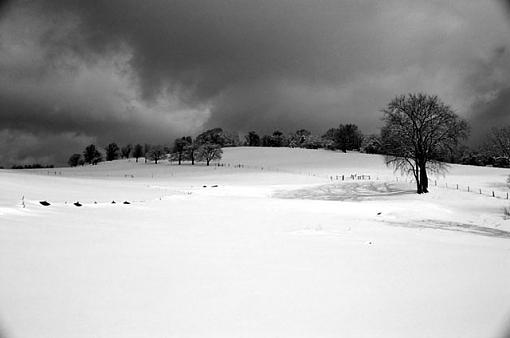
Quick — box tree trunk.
[416,179,422,194]
[136,157,138,163]
[415,163,422,194]
[206,158,210,166]
[419,161,429,193]
[178,153,182,165]
[191,152,194,165]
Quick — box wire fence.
[215,161,378,182]
[430,179,510,200]
[17,160,510,202]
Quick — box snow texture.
[1,147,509,338]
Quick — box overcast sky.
[1,0,510,166]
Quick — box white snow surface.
[1,147,510,338]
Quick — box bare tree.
[83,144,102,165]
[121,144,132,159]
[484,126,510,158]
[245,131,261,146]
[144,144,151,163]
[132,144,144,162]
[322,124,363,152]
[68,153,82,167]
[172,137,189,165]
[185,138,198,165]
[197,143,223,166]
[148,145,165,164]
[381,93,469,194]
[105,143,120,161]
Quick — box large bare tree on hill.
[381,93,469,194]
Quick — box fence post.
[435,180,437,186]
[492,191,495,197]
[467,186,470,192]
[456,184,458,190]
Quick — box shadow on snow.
[274,182,415,201]
[387,219,510,239]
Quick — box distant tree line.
[10,163,55,169]
[68,128,226,167]
[65,93,510,183]
[67,122,510,172]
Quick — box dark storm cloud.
[1,0,510,165]
[502,0,510,13]
[37,0,381,99]
[464,45,510,143]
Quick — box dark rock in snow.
[39,201,50,206]
[74,202,82,207]
[123,201,130,204]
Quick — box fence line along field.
[1,147,510,338]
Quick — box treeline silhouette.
[67,125,367,167]
[66,123,510,169]
[10,163,55,169]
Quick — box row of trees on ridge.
[68,129,224,167]
[66,93,510,194]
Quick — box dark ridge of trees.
[172,133,223,165]
[222,130,241,147]
[83,144,102,165]
[64,94,510,175]
[105,143,120,161]
[289,129,311,147]
[68,153,83,167]
[143,144,151,163]
[360,134,382,154]
[380,93,469,194]
[458,150,510,168]
[11,163,55,169]
[172,137,189,165]
[288,129,324,149]
[321,124,363,152]
[185,138,199,165]
[196,128,226,146]
[261,130,289,147]
[148,145,165,164]
[245,131,261,146]
[121,144,132,158]
[483,126,510,159]
[132,144,144,162]
[195,128,241,147]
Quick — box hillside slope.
[1,147,509,338]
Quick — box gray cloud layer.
[1,0,510,166]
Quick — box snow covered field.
[1,147,510,338]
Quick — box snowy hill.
[1,147,509,338]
